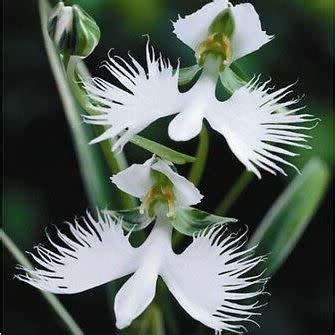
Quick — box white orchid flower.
[83,1,317,178]
[17,158,267,334]
[84,40,317,178]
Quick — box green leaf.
[177,64,201,86]
[109,207,154,231]
[130,135,195,165]
[248,157,330,276]
[172,207,237,236]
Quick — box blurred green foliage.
[4,187,45,249]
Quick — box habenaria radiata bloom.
[84,40,317,178]
[16,158,267,334]
[83,1,317,178]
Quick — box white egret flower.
[83,2,317,178]
[16,159,267,334]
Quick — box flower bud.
[195,8,235,70]
[48,2,100,58]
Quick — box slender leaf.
[248,157,330,275]
[130,135,195,165]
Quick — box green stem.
[188,125,209,186]
[1,229,83,335]
[215,171,254,215]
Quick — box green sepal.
[209,8,235,38]
[130,135,195,165]
[248,157,330,276]
[177,65,202,86]
[109,207,154,232]
[171,207,237,236]
[219,64,248,95]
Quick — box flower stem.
[1,229,83,335]
[188,125,209,186]
[215,171,254,215]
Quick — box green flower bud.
[195,8,235,70]
[48,2,100,58]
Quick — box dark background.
[4,0,334,334]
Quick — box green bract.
[171,207,237,236]
[48,2,100,58]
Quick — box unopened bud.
[48,2,100,58]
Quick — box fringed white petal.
[16,211,138,294]
[83,42,182,151]
[161,225,267,334]
[205,78,318,178]
[230,3,273,61]
[111,157,203,206]
[111,157,154,198]
[151,159,203,206]
[173,0,229,50]
[172,1,272,61]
